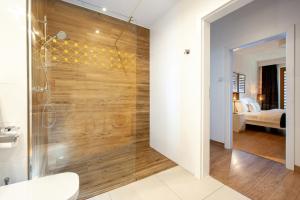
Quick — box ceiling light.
[102,7,107,12]
[95,30,100,34]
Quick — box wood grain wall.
[43,0,150,198]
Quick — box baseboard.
[210,140,224,147]
[295,165,300,173]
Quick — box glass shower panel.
[30,0,48,178]
[30,0,138,199]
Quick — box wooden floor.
[233,127,285,163]
[210,142,300,200]
[77,144,176,199]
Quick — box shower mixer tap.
[0,126,20,135]
[0,126,20,148]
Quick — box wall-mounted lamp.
[257,94,265,106]
[233,92,240,113]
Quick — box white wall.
[233,53,259,99]
[233,54,286,101]
[258,57,286,67]
[150,0,238,176]
[210,0,300,166]
[0,0,28,185]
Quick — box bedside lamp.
[233,92,240,113]
[257,94,265,106]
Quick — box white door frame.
[200,0,295,177]
[285,26,296,170]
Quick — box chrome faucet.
[4,177,9,185]
[0,126,20,135]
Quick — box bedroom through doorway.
[231,35,287,164]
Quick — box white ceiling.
[234,39,286,62]
[62,0,180,28]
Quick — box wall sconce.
[233,92,240,113]
[257,94,265,105]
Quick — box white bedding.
[243,109,285,125]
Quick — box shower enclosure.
[29,0,175,199]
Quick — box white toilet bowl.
[0,172,79,200]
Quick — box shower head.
[42,31,68,47]
[56,31,67,40]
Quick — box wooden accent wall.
[43,1,150,198]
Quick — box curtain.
[262,65,278,110]
[258,67,262,95]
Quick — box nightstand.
[233,113,245,133]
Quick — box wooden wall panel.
[44,1,150,198]
[136,27,150,144]
[30,1,175,199]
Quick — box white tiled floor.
[88,167,250,200]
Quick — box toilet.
[0,173,79,200]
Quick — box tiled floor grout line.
[89,169,248,200]
[202,185,225,200]
[108,192,112,200]
[154,174,184,200]
[154,173,226,200]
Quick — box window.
[232,72,246,93]
[232,72,238,93]
[280,67,287,109]
[238,74,246,93]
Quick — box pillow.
[235,101,249,113]
[254,102,261,112]
[248,102,261,112]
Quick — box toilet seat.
[0,173,79,200]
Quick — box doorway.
[231,35,287,164]
[200,0,296,178]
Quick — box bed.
[236,97,286,130]
[243,109,286,129]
